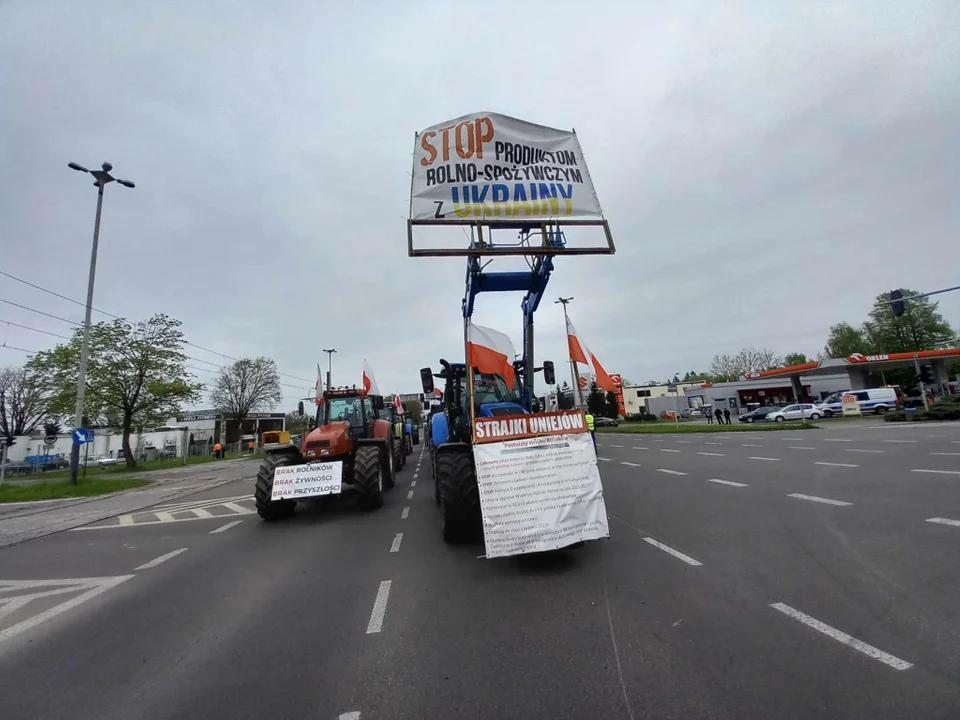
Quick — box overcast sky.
[1,0,958,409]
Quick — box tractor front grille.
[306,439,330,449]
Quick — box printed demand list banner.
[411,112,603,221]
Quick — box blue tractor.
[420,226,559,543]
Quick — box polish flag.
[315,363,323,406]
[566,315,617,393]
[362,360,380,396]
[393,394,404,412]
[434,387,443,397]
[467,321,516,389]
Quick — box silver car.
[766,403,822,422]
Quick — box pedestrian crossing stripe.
[69,496,256,530]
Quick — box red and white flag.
[315,363,323,406]
[362,360,380,396]
[467,321,516,389]
[566,315,617,393]
[393,394,404,412]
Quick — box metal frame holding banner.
[407,112,615,257]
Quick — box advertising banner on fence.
[411,112,603,221]
[271,461,343,500]
[472,409,608,558]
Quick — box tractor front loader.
[254,387,396,521]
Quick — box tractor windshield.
[472,371,522,406]
[325,396,369,433]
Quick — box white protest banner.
[473,409,608,559]
[411,112,603,221]
[271,461,343,501]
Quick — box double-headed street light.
[67,161,135,485]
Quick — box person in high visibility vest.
[585,413,596,451]
[213,442,222,459]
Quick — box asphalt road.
[1,424,959,719]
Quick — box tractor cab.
[322,388,377,438]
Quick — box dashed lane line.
[698,452,725,457]
[642,537,702,566]
[704,442,723,445]
[610,444,623,448]
[846,449,884,454]
[598,457,612,462]
[788,446,816,450]
[741,444,764,448]
[884,439,917,444]
[339,712,361,720]
[365,580,392,634]
[209,520,243,534]
[401,507,410,519]
[413,473,418,479]
[926,518,960,527]
[823,438,852,443]
[814,462,859,468]
[134,548,188,571]
[411,480,417,487]
[912,469,960,475]
[620,461,641,467]
[748,456,780,462]
[770,602,912,670]
[788,493,852,507]
[707,478,748,487]
[632,446,648,451]
[656,468,686,476]
[390,533,403,553]
[931,452,960,456]
[406,490,414,499]
[660,449,680,453]
[675,440,692,444]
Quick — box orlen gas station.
[683,348,960,415]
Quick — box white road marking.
[620,461,641,467]
[748,456,780,462]
[598,457,612,462]
[339,712,361,720]
[815,462,859,468]
[189,507,214,519]
[675,440,692,444]
[652,439,663,442]
[846,449,884,454]
[209,520,243,534]
[884,439,917,443]
[406,490,414,499]
[656,468,686,476]
[365,580,392,634]
[660,449,680,453]
[707,478,748,487]
[633,446,648,450]
[223,502,250,513]
[780,437,804,440]
[611,444,623,448]
[931,452,960,456]
[413,473,418,479]
[401,507,410,519]
[788,446,816,450]
[741,444,764,448]
[410,480,417,487]
[155,511,176,523]
[118,515,135,526]
[823,438,852,443]
[698,452,725,457]
[0,576,134,643]
[788,493,852,506]
[134,548,188,570]
[770,602,912,670]
[643,538,702,566]
[927,517,960,527]
[390,533,403,552]
[705,442,723,445]
[912,469,960,475]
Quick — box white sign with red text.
[271,461,343,500]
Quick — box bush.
[926,395,960,421]
[625,412,658,423]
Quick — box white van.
[817,388,899,416]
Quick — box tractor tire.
[255,453,297,521]
[393,435,405,470]
[382,442,396,489]
[437,447,481,544]
[403,434,413,456]
[354,445,383,510]
[432,455,440,507]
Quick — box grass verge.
[0,476,149,503]
[597,421,818,434]
[10,452,257,482]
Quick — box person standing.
[213,442,222,460]
[714,407,724,424]
[723,407,731,425]
[585,412,597,452]
[705,406,713,424]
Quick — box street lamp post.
[66,162,135,485]
[555,297,584,408]
[323,348,337,391]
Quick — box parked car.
[817,387,899,416]
[766,403,822,422]
[738,406,782,423]
[594,416,619,427]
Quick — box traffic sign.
[44,434,57,445]
[667,381,677,393]
[72,428,94,445]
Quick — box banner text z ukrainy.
[473,409,588,444]
[410,112,602,222]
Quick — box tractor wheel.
[254,453,297,521]
[432,455,440,507]
[437,447,480,544]
[393,435,405,470]
[403,434,413,456]
[354,445,383,510]
[382,442,396,489]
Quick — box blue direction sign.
[73,427,95,445]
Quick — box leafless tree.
[709,347,783,381]
[0,366,48,448]
[210,357,282,439]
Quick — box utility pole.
[323,348,337,391]
[555,297,584,408]
[66,161,135,485]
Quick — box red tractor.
[254,387,397,520]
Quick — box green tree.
[28,314,201,467]
[863,289,956,353]
[784,353,809,366]
[586,381,606,416]
[821,322,867,359]
[210,357,282,441]
[285,411,307,435]
[402,400,423,423]
[604,391,620,419]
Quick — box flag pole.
[556,297,585,408]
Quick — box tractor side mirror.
[420,367,434,394]
[297,401,304,417]
[373,395,384,411]
[543,360,556,385]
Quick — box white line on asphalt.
[598,457,611,461]
[390,533,403,552]
[660,449,680,453]
[155,511,175,523]
[339,712,361,720]
[815,462,859,468]
[741,444,763,448]
[912,469,960,475]
[119,515,135,526]
[413,473,418,479]
[411,480,417,487]
[698,452,725,457]
[780,437,804,440]
[788,446,816,450]
[643,537,702,566]
[652,439,663,442]
[190,507,214,519]
[401,507,410,519]
[770,602,912,670]
[365,580,392,634]
[656,468,686,475]
[926,517,960,527]
[633,446,648,450]
[788,493,852,506]
[707,478,748,487]
[884,439,917,443]
[209,520,243,534]
[407,490,414,499]
[748,456,780,461]
[823,438,852,442]
[846,449,884,454]
[223,501,250,513]
[611,444,623,448]
[931,452,960,456]
[675,440,692,444]
[620,461,641,467]
[704,441,723,445]
[135,548,188,570]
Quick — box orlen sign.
[847,353,890,363]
